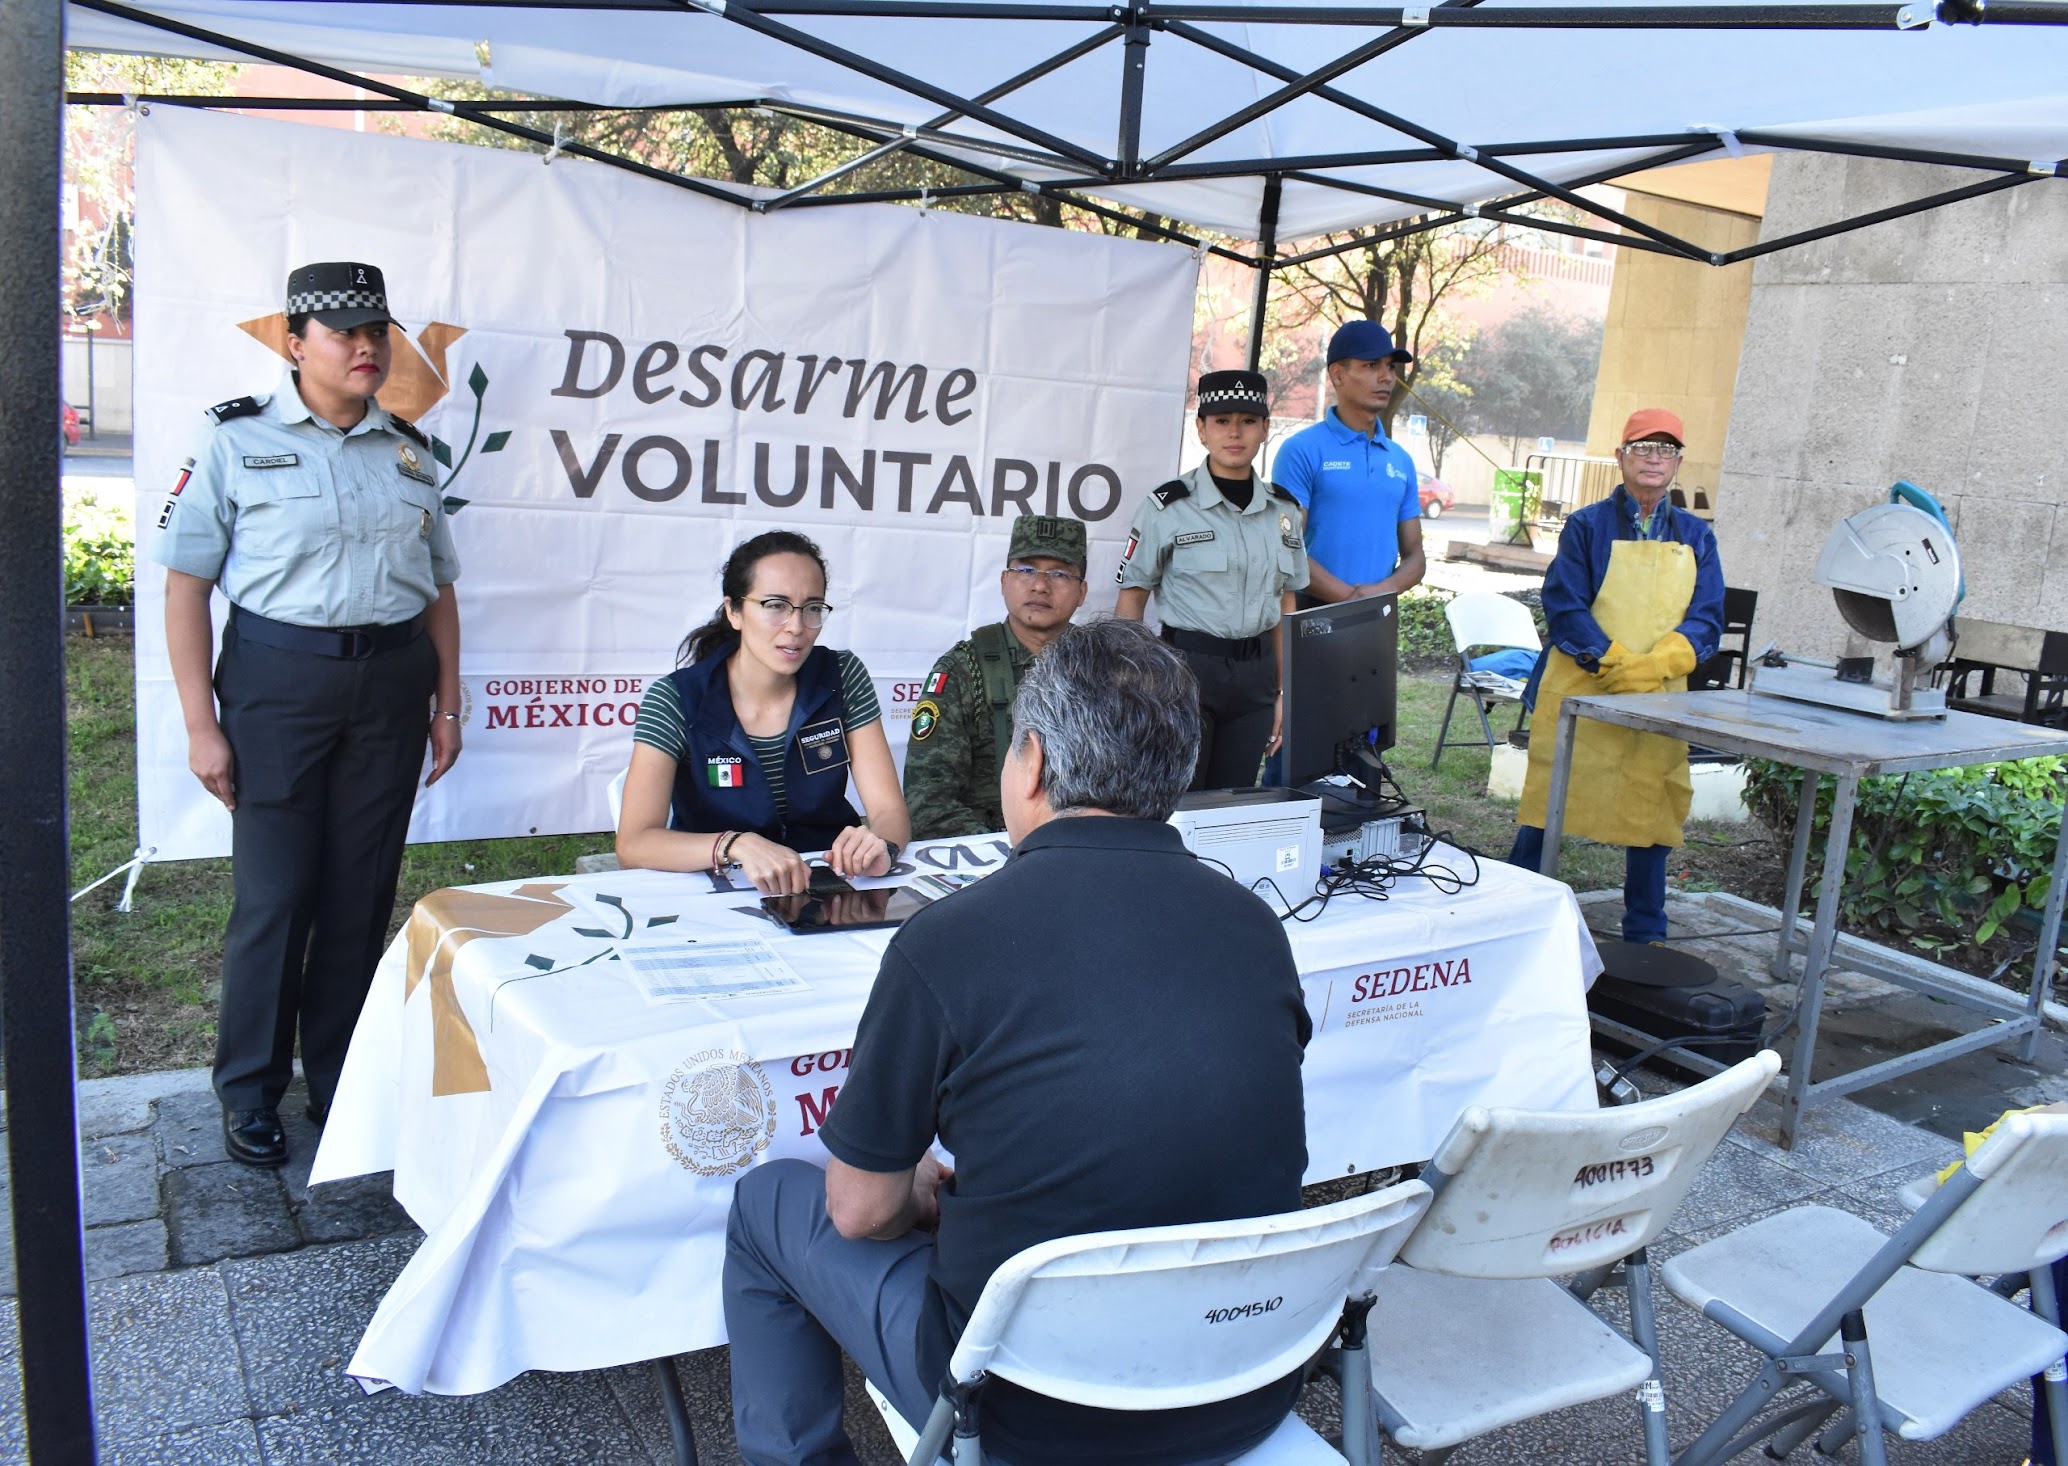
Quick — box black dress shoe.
[223,1106,288,1167]
[305,1098,330,1127]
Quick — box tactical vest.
[663,644,861,852]
[969,622,1022,766]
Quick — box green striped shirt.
[633,649,881,820]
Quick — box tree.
[1271,217,1511,435]
[1459,305,1605,459]
[1396,346,1475,477]
[63,54,244,323]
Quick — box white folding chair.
[1364,1050,1782,1465]
[869,1179,1432,1466]
[1430,592,1542,769]
[606,767,627,831]
[1664,1110,2068,1466]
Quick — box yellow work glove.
[1591,641,1635,678]
[1598,632,1698,695]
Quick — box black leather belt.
[231,606,424,660]
[1161,624,1268,661]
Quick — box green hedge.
[1741,755,2064,974]
[64,488,135,607]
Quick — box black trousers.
[1177,647,1279,790]
[212,622,436,1110]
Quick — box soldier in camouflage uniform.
[903,516,1088,838]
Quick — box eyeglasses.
[746,597,834,629]
[1004,565,1084,586]
[1621,442,1683,462]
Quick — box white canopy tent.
[64,0,2068,288]
[9,0,2068,1455]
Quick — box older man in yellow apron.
[1510,408,1725,944]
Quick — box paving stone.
[253,1366,651,1465]
[0,1166,14,1299]
[276,1101,415,1245]
[155,1088,230,1170]
[76,1088,157,1140]
[87,1267,249,1443]
[1730,1090,1959,1185]
[1673,1133,1828,1235]
[81,1134,161,1228]
[164,1163,299,1267]
[0,1298,21,1464]
[84,1219,170,1282]
[101,1419,264,1466]
[220,1235,421,1416]
[606,1347,735,1466]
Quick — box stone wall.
[1715,153,2068,663]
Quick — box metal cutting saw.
[1750,481,1964,720]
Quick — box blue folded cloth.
[1468,648,1539,681]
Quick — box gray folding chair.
[1430,592,1540,769]
[1664,1109,2068,1465]
[868,1179,1432,1466]
[1360,1051,1781,1465]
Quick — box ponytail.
[678,607,737,667]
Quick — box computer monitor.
[1278,594,1398,787]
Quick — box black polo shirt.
[820,815,1311,1465]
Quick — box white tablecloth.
[313,834,1601,1394]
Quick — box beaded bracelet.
[711,830,740,873]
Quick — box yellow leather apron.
[1519,539,1696,849]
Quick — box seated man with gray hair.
[723,618,1313,1465]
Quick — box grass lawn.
[63,634,1782,1079]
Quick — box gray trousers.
[212,623,435,1111]
[723,1158,939,1466]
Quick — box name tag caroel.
[797,717,849,775]
[242,454,299,470]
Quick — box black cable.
[1601,1032,1758,1090]
[1262,831,1483,924]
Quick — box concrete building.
[1581,157,1769,512]
[1713,153,2068,660]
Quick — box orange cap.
[1620,408,1684,446]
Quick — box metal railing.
[1525,453,1620,521]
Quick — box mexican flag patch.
[706,756,745,788]
[925,670,949,695]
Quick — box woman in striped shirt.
[616,531,910,895]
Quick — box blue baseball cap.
[1327,320,1414,366]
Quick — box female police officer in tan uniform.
[1115,370,1308,788]
[153,262,462,1166]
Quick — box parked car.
[1418,476,1454,518]
[61,399,81,452]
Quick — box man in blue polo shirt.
[1271,320,1427,604]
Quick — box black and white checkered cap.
[1195,369,1269,417]
[284,262,402,330]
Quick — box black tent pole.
[1246,175,1282,373]
[0,0,101,1458]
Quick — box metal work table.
[1539,689,2068,1149]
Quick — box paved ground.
[2,888,2059,1463]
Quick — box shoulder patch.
[204,396,263,425]
[1269,484,1300,505]
[1150,479,1192,509]
[389,415,430,449]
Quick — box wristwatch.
[882,839,903,866]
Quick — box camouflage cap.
[1006,515,1088,569]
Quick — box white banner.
[134,107,1199,860]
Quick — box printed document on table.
[618,935,808,1002]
